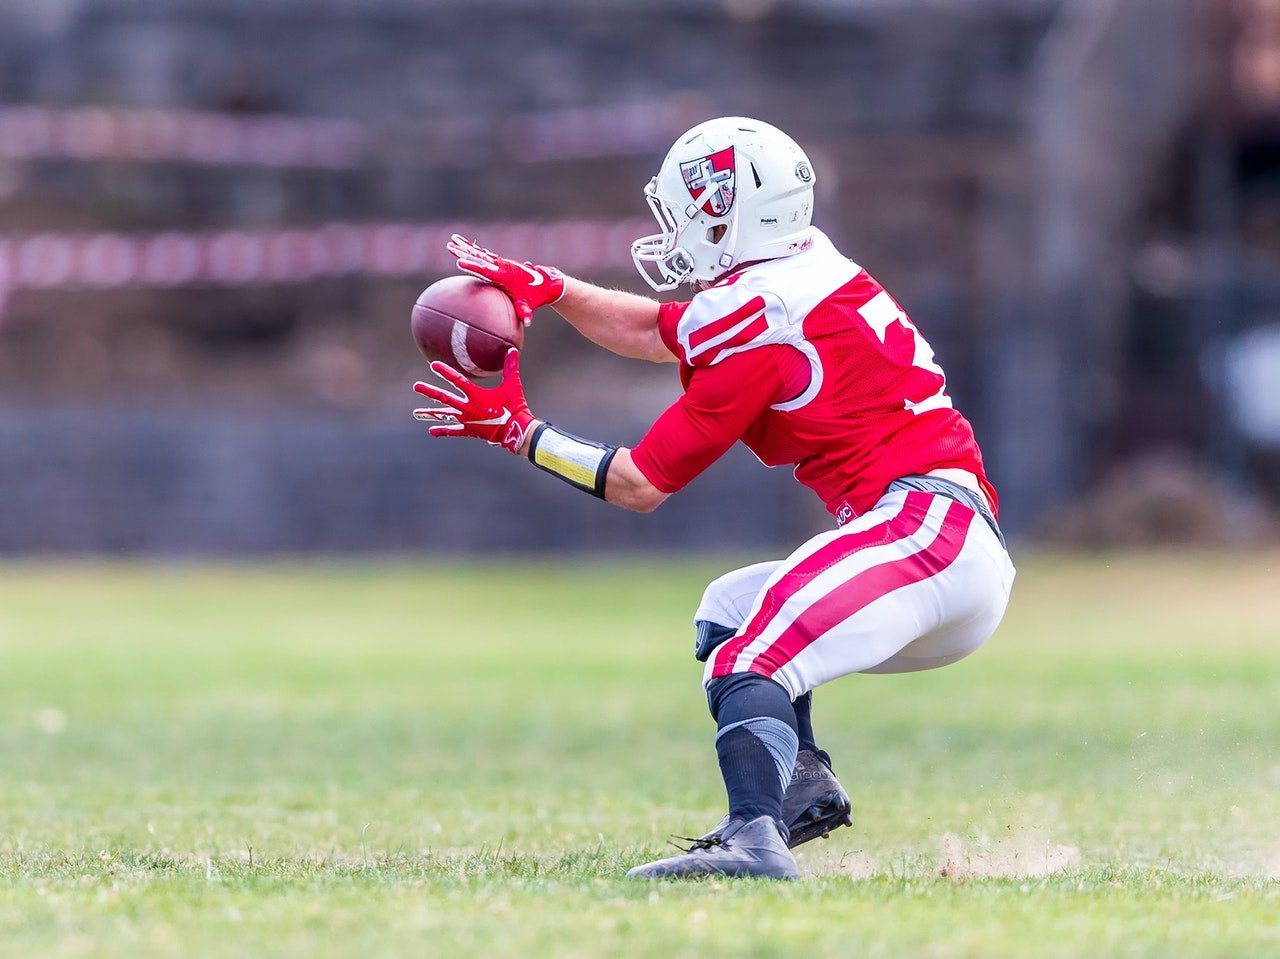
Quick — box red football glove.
[446,234,565,326]
[412,348,535,454]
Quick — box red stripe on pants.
[710,491,933,677]
[745,500,975,680]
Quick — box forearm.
[603,449,668,512]
[552,278,676,363]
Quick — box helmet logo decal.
[795,161,812,183]
[680,147,736,218]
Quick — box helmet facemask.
[630,179,697,292]
[631,179,743,293]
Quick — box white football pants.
[698,488,1015,700]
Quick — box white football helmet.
[631,116,816,291]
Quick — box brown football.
[410,276,523,378]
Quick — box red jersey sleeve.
[630,344,811,494]
[656,300,690,360]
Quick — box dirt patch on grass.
[798,846,879,879]
[938,829,1080,880]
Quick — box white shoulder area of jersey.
[676,230,862,368]
[744,228,863,321]
[675,279,786,368]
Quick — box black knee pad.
[706,672,797,731]
[694,620,737,662]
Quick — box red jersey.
[630,228,997,523]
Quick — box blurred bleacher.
[1,0,1276,553]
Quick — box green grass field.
[0,554,1277,958]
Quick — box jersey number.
[857,291,953,416]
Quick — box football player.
[414,117,1016,879]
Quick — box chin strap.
[715,205,742,272]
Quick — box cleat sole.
[785,799,853,849]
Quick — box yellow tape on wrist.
[527,424,617,498]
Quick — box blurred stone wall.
[0,0,1079,553]
[0,409,824,554]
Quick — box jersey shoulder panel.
[674,282,788,368]
[672,230,864,371]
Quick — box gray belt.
[886,475,1006,549]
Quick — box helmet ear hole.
[708,224,728,244]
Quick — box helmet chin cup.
[631,232,694,292]
[669,248,694,278]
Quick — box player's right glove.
[413,348,535,454]
[446,234,565,326]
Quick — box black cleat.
[625,815,799,880]
[781,749,853,848]
[700,750,854,851]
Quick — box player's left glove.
[413,348,535,454]
[446,234,565,327]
